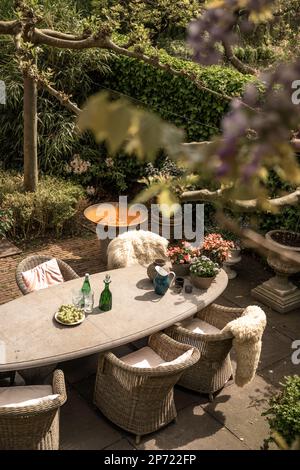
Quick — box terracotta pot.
[172,263,190,277]
[190,274,216,289]
[147,259,169,281]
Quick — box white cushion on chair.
[0,385,59,409]
[181,317,220,335]
[120,346,193,368]
[21,258,64,293]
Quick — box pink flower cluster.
[201,233,234,265]
[167,240,200,265]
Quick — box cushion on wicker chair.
[0,385,59,408]
[21,258,64,293]
[181,317,220,335]
[121,346,193,368]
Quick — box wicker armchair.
[16,255,79,295]
[0,369,67,450]
[93,332,200,444]
[165,304,244,401]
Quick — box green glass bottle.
[81,273,91,306]
[81,273,91,295]
[99,274,112,311]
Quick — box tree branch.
[38,80,81,116]
[39,29,82,41]
[181,187,300,210]
[29,29,253,108]
[0,20,22,36]
[31,28,104,49]
[222,40,257,76]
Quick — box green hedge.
[100,48,254,141]
[0,172,84,239]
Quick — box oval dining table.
[0,265,228,372]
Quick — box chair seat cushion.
[181,317,220,335]
[0,384,59,409]
[120,346,193,369]
[21,258,64,293]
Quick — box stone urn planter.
[223,246,241,279]
[252,230,300,313]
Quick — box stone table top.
[0,265,228,372]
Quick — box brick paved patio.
[1,234,299,450]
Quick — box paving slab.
[60,386,122,450]
[263,306,300,341]
[174,386,207,411]
[73,374,96,404]
[132,403,248,450]
[259,356,300,386]
[104,439,136,450]
[257,325,293,371]
[202,375,277,450]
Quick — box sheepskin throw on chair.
[223,305,267,387]
[107,230,168,269]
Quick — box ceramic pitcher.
[153,266,176,295]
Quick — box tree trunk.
[23,74,38,192]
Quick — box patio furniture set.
[0,231,266,449]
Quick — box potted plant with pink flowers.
[201,233,235,266]
[167,240,199,277]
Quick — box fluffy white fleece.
[223,305,267,387]
[107,230,169,269]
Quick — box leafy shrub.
[0,208,14,239]
[100,49,253,141]
[0,172,84,239]
[263,375,300,447]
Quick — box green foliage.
[0,208,14,239]
[233,45,276,65]
[263,375,300,447]
[190,256,220,278]
[78,91,184,159]
[0,171,84,239]
[101,50,253,141]
[92,0,203,45]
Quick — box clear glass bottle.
[99,274,112,311]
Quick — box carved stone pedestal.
[252,230,300,314]
[252,275,300,314]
